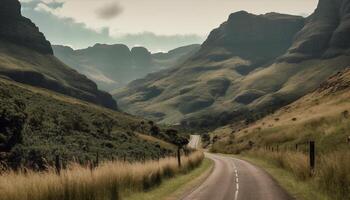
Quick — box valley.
[0,0,350,199]
[53,44,200,91]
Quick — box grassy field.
[0,151,204,200]
[125,158,212,200]
[210,69,350,200]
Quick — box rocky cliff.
[196,11,304,66]
[0,0,52,54]
[281,0,350,62]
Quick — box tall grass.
[246,149,350,200]
[0,151,204,200]
[317,151,350,200]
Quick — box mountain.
[114,0,350,128]
[152,44,201,68]
[0,0,117,110]
[53,44,200,91]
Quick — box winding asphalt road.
[183,135,293,200]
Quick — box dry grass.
[317,151,350,200]
[246,149,350,200]
[247,149,310,180]
[0,151,204,200]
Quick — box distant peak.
[131,46,149,51]
[228,11,251,19]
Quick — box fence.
[264,141,316,175]
[53,148,193,174]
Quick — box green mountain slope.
[0,78,173,169]
[0,0,116,110]
[114,0,350,128]
[53,44,200,91]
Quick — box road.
[188,135,201,149]
[182,135,293,200]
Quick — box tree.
[173,136,189,167]
[202,133,210,142]
[165,129,178,137]
[140,121,145,132]
[150,125,160,136]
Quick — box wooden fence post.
[309,141,315,174]
[177,148,181,167]
[95,153,99,168]
[55,155,61,175]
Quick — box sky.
[19,0,319,52]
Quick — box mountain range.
[0,0,117,110]
[53,44,200,91]
[114,0,350,128]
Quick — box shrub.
[341,110,349,119]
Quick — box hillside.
[0,0,116,110]
[211,68,350,154]
[210,68,350,200]
[114,0,350,127]
[53,44,200,91]
[0,78,174,170]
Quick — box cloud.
[22,5,204,51]
[95,2,123,20]
[21,5,113,49]
[21,0,63,9]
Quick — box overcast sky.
[19,0,319,52]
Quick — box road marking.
[232,160,239,200]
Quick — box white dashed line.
[232,161,239,200]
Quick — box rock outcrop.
[195,11,305,65]
[0,0,53,54]
[281,0,350,62]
